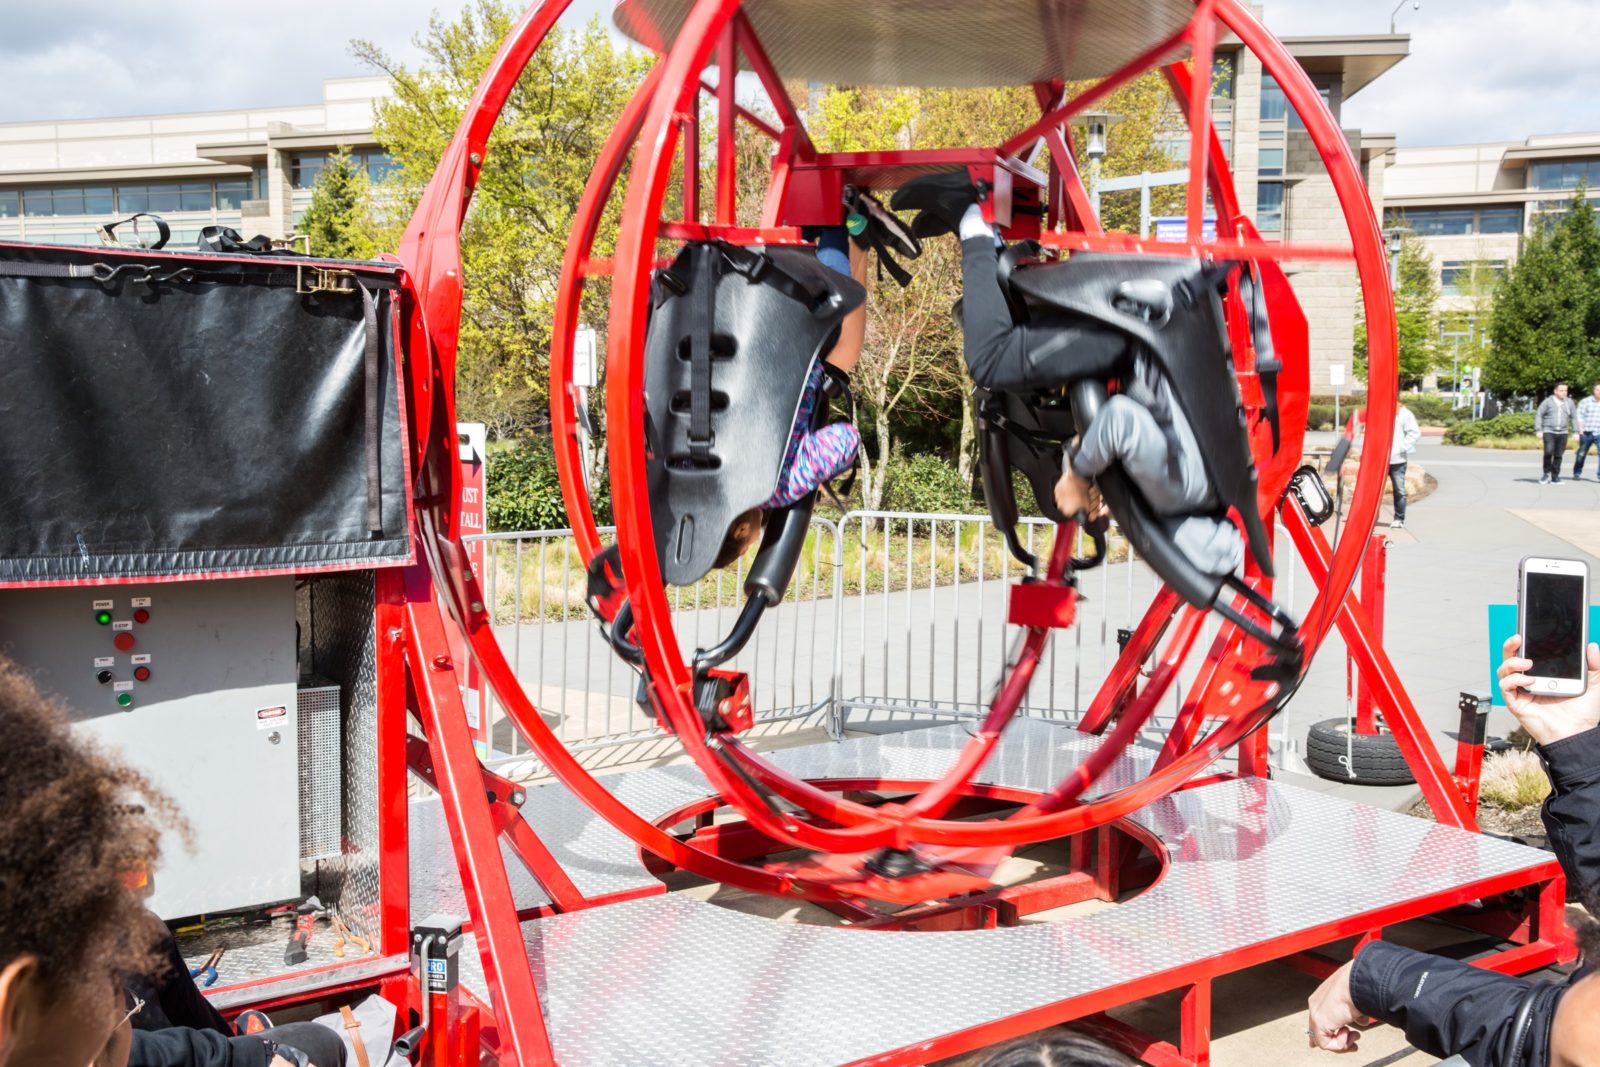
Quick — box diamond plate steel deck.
[612,0,1195,88]
[428,721,1554,1067]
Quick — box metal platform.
[611,0,1196,88]
[418,720,1556,1067]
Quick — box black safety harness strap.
[1233,265,1284,453]
[687,245,716,462]
[357,281,384,534]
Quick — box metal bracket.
[296,264,357,295]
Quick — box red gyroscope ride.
[379,0,1564,1063]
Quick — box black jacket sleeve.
[1537,726,1600,899]
[129,1028,271,1067]
[1349,940,1554,1066]
[129,923,231,1035]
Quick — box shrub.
[883,450,978,515]
[1444,412,1536,446]
[1403,395,1463,426]
[1306,404,1338,432]
[486,435,612,532]
[1478,750,1552,811]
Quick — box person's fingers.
[1499,656,1533,678]
[1504,634,1523,658]
[1588,642,1600,672]
[1502,672,1538,692]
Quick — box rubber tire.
[1304,717,1417,785]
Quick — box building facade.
[0,76,393,249]
[1384,132,1600,375]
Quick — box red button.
[133,609,150,624]
[133,666,151,682]
[114,632,135,652]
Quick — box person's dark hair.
[712,508,766,570]
[974,1033,1133,1067]
[1556,381,1569,390]
[1577,885,1600,963]
[0,658,177,995]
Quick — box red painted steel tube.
[1281,500,1476,829]
[715,21,738,224]
[1355,533,1387,735]
[1034,230,1354,263]
[550,62,665,564]
[1185,2,1216,244]
[404,574,554,1066]
[1080,587,1182,734]
[999,25,1194,157]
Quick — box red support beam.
[715,21,738,224]
[403,574,554,1066]
[1355,534,1387,735]
[1186,2,1217,244]
[1281,500,1478,830]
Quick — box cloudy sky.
[0,0,1591,147]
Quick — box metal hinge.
[296,264,357,295]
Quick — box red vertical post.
[375,570,412,957]
[1185,0,1217,243]
[715,21,738,224]
[1181,980,1213,1067]
[681,112,700,224]
[1354,534,1386,736]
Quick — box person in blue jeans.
[1573,381,1600,480]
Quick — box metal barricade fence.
[465,511,1308,776]
[467,521,841,773]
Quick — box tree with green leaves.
[353,4,651,441]
[296,146,378,260]
[1485,191,1599,397]
[1437,258,1500,390]
[1353,231,1439,387]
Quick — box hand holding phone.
[1497,634,1600,746]
[1516,556,1590,696]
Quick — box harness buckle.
[296,264,357,295]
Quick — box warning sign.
[255,706,289,731]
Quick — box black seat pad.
[1006,252,1273,578]
[643,241,865,586]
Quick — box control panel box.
[0,578,300,919]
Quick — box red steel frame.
[356,0,1565,1063]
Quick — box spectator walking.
[1572,381,1600,481]
[1536,382,1577,485]
[1388,402,1421,530]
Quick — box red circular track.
[398,0,1398,903]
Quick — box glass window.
[216,180,250,210]
[1441,261,1506,296]
[363,151,396,182]
[290,152,327,189]
[254,164,270,200]
[1288,87,1332,132]
[1257,181,1285,232]
[1258,147,1285,177]
[0,190,16,218]
[1260,74,1286,122]
[1212,56,1235,100]
[178,183,212,211]
[1478,206,1524,234]
[21,187,111,217]
[1403,208,1475,236]
[1529,159,1600,191]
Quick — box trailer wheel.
[1304,717,1416,785]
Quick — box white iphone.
[1517,556,1590,696]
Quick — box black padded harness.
[644,240,865,587]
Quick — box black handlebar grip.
[744,494,815,606]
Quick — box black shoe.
[891,172,983,240]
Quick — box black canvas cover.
[0,242,410,585]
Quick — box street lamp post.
[1074,111,1124,218]
[1390,0,1420,34]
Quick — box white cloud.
[1261,0,1600,145]
[0,0,1582,150]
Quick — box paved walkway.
[1282,434,1600,770]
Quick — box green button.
[115,692,133,708]
[95,611,113,626]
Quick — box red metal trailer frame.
[25,2,1547,1063]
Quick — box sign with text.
[456,423,490,755]
[1329,363,1346,388]
[1153,215,1217,243]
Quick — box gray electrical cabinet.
[0,578,300,920]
